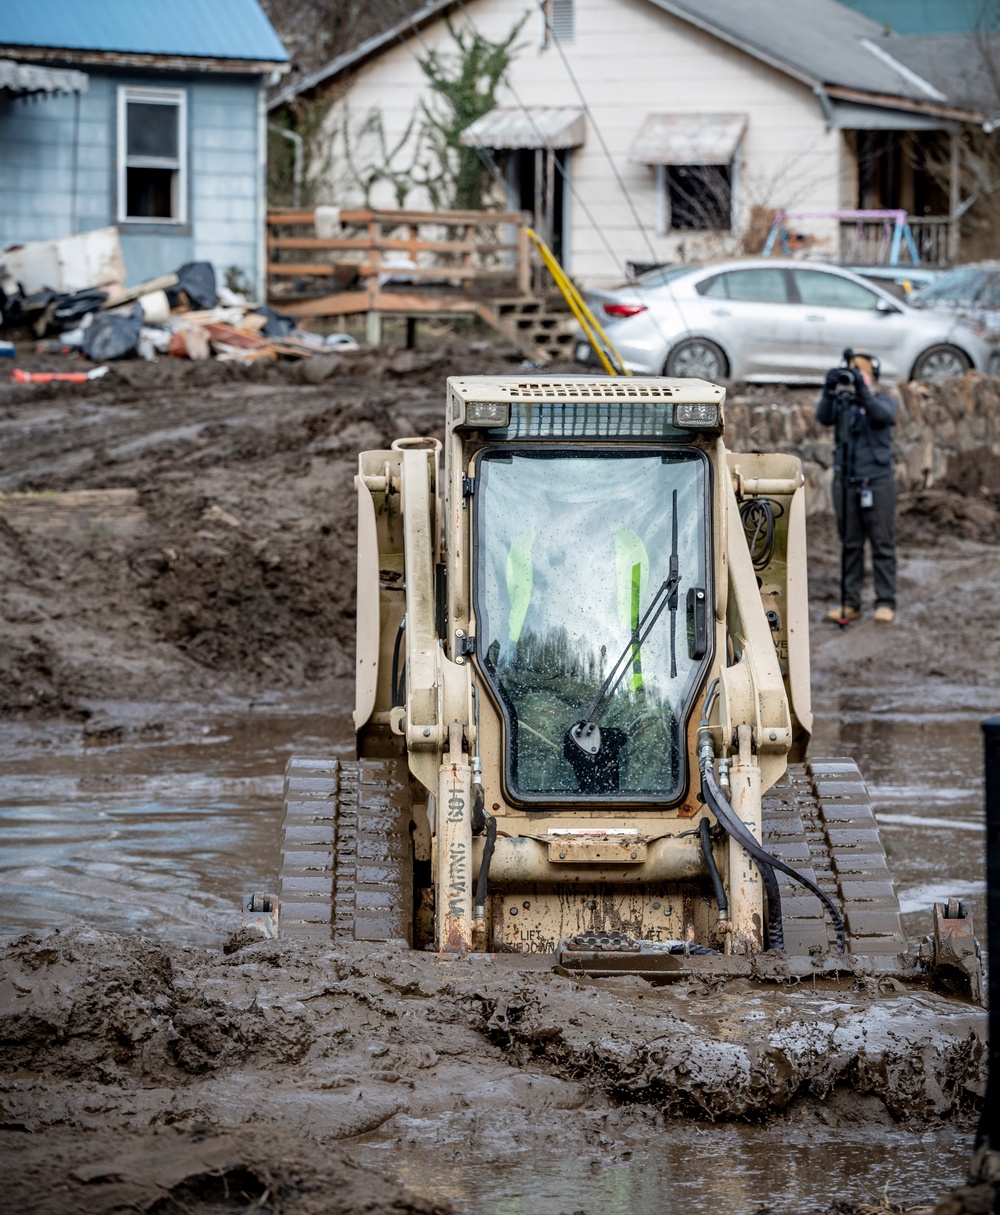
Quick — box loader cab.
[448,377,724,810]
[474,447,711,803]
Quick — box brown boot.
[873,605,895,623]
[824,606,861,624]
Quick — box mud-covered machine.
[266,376,979,989]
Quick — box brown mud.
[1,347,998,1213]
[0,930,987,1214]
[1,349,998,718]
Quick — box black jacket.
[816,379,896,482]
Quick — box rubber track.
[761,757,907,960]
[278,756,412,943]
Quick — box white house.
[271,0,994,287]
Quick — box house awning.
[0,59,89,94]
[460,107,586,150]
[630,113,747,165]
[826,98,956,131]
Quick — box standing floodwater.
[0,686,987,1215]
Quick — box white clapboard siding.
[315,0,842,286]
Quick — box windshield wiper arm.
[568,489,681,759]
[667,487,679,679]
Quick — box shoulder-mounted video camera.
[841,348,880,383]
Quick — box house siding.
[0,69,265,292]
[313,0,841,286]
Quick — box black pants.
[833,474,896,611]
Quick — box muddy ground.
[1,344,999,1214]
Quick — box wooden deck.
[266,207,573,361]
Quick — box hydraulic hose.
[698,815,728,918]
[473,812,497,924]
[390,615,406,709]
[700,760,846,955]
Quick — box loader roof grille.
[498,399,682,438]
[505,380,676,399]
[448,375,725,405]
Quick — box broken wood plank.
[101,274,179,309]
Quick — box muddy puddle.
[353,1121,970,1215]
[0,691,354,946]
[1,683,988,950]
[810,681,992,943]
[0,685,991,1214]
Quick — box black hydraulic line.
[738,498,782,572]
[471,781,486,835]
[473,813,497,922]
[759,857,785,952]
[700,768,784,951]
[698,816,728,917]
[390,616,406,709]
[701,762,846,954]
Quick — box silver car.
[577,259,1000,384]
[909,261,1000,333]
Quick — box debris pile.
[0,227,358,374]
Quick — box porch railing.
[266,207,532,311]
[838,216,952,267]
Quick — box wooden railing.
[267,207,532,315]
[838,215,953,267]
[907,217,953,267]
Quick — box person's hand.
[824,367,842,389]
[850,366,866,391]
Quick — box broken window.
[118,87,186,223]
[658,164,732,232]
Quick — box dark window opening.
[126,167,175,220]
[666,164,732,231]
[510,147,567,263]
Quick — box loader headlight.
[465,401,511,428]
[674,403,721,430]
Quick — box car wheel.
[665,338,727,381]
[910,344,971,385]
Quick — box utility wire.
[533,0,658,265]
[531,0,694,347]
[448,0,632,280]
[373,0,695,373]
[450,0,691,368]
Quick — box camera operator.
[817,349,897,624]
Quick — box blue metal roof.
[0,0,288,63]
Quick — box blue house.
[0,0,288,297]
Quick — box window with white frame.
[118,87,187,223]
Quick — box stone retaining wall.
[726,375,1000,513]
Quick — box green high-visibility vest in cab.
[505,526,650,690]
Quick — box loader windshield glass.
[475,448,710,803]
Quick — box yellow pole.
[526,229,631,376]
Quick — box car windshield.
[474,449,708,802]
[914,268,989,305]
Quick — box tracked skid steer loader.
[271,376,981,994]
